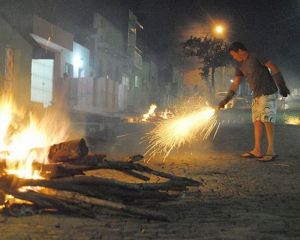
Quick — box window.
[134,75,139,87]
[65,63,73,78]
[122,74,130,90]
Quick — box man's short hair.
[228,42,247,52]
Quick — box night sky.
[1,0,300,86]
[127,0,300,86]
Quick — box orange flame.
[285,116,300,125]
[142,104,157,122]
[0,96,71,179]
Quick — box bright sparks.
[0,96,71,179]
[144,106,218,160]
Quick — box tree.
[182,36,229,97]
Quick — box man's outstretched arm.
[265,61,290,97]
[218,75,242,109]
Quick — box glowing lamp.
[73,54,83,69]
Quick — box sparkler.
[144,106,219,161]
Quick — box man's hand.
[279,86,290,97]
[217,90,235,110]
[218,100,227,109]
[272,72,290,97]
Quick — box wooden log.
[31,154,106,178]
[43,189,170,221]
[33,162,149,181]
[33,155,200,185]
[0,177,169,221]
[33,162,85,179]
[0,159,5,172]
[2,154,200,186]
[93,159,201,186]
[33,160,150,181]
[128,162,201,186]
[0,190,5,205]
[0,176,92,216]
[15,175,186,192]
[48,139,89,163]
[0,187,93,217]
[67,153,106,165]
[0,175,173,203]
[125,154,144,163]
[120,170,150,181]
[67,156,200,186]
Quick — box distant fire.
[127,104,174,123]
[285,116,300,125]
[142,104,157,122]
[160,109,174,120]
[0,96,70,179]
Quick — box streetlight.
[215,25,224,34]
[212,23,228,40]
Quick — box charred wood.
[0,176,169,221]
[11,174,187,192]
[0,190,5,205]
[126,154,144,163]
[2,188,93,217]
[1,155,201,187]
[0,175,173,202]
[43,189,170,221]
[48,139,89,163]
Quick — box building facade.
[90,11,148,114]
[30,15,90,109]
[0,15,33,109]
[1,9,184,120]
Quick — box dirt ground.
[0,109,300,240]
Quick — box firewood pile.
[0,139,201,221]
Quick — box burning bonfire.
[0,96,200,221]
[0,96,70,180]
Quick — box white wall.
[31,59,54,107]
[69,75,129,115]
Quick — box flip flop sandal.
[241,152,263,158]
[257,154,278,162]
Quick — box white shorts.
[252,94,277,123]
